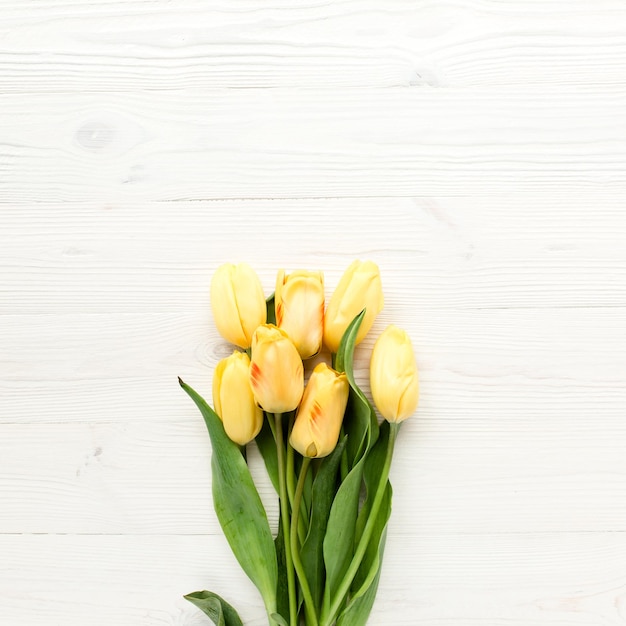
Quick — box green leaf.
[355,420,391,545]
[333,309,364,380]
[274,513,289,623]
[179,379,278,613]
[351,484,391,601]
[322,311,383,615]
[338,423,393,625]
[322,459,364,607]
[300,437,346,611]
[335,530,388,626]
[184,590,243,626]
[302,455,314,521]
[334,310,379,468]
[343,388,374,471]
[270,613,289,626]
[255,416,279,493]
[266,293,276,326]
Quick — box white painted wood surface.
[1,2,626,625]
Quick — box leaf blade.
[334,310,379,468]
[180,378,278,613]
[184,590,243,626]
[300,437,346,611]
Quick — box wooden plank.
[1,1,626,90]
[2,392,625,535]
[2,306,625,384]
[1,533,625,625]
[1,305,624,417]
[1,197,625,314]
[1,88,625,202]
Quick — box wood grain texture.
[1,197,625,314]
[1,412,626,535]
[1,0,626,90]
[2,0,626,624]
[1,534,626,625]
[1,87,626,202]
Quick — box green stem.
[291,457,318,626]
[274,413,298,626]
[286,413,308,545]
[286,414,296,507]
[320,423,400,626]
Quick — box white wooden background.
[1,1,626,625]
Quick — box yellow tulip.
[289,363,349,458]
[370,325,419,423]
[210,263,266,349]
[250,324,304,413]
[323,260,384,353]
[275,269,325,359]
[213,351,264,445]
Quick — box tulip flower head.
[210,262,266,349]
[370,325,419,423]
[289,363,349,458]
[213,351,264,446]
[323,260,384,353]
[275,269,325,360]
[180,259,421,626]
[250,324,304,413]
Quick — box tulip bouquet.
[179,260,418,626]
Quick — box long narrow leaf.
[334,310,379,468]
[180,379,278,613]
[322,314,369,602]
[266,293,276,325]
[255,416,279,493]
[184,591,244,626]
[350,483,391,600]
[343,389,373,471]
[355,421,390,544]
[322,460,364,603]
[340,422,393,624]
[300,437,346,611]
[274,514,289,624]
[335,529,388,626]
[322,311,384,619]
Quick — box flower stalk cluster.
[180,260,419,626]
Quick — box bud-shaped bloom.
[213,351,264,445]
[289,363,349,458]
[275,269,324,360]
[250,324,304,413]
[323,260,384,354]
[210,263,266,349]
[370,325,419,423]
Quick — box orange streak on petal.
[250,362,263,389]
[310,401,323,425]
